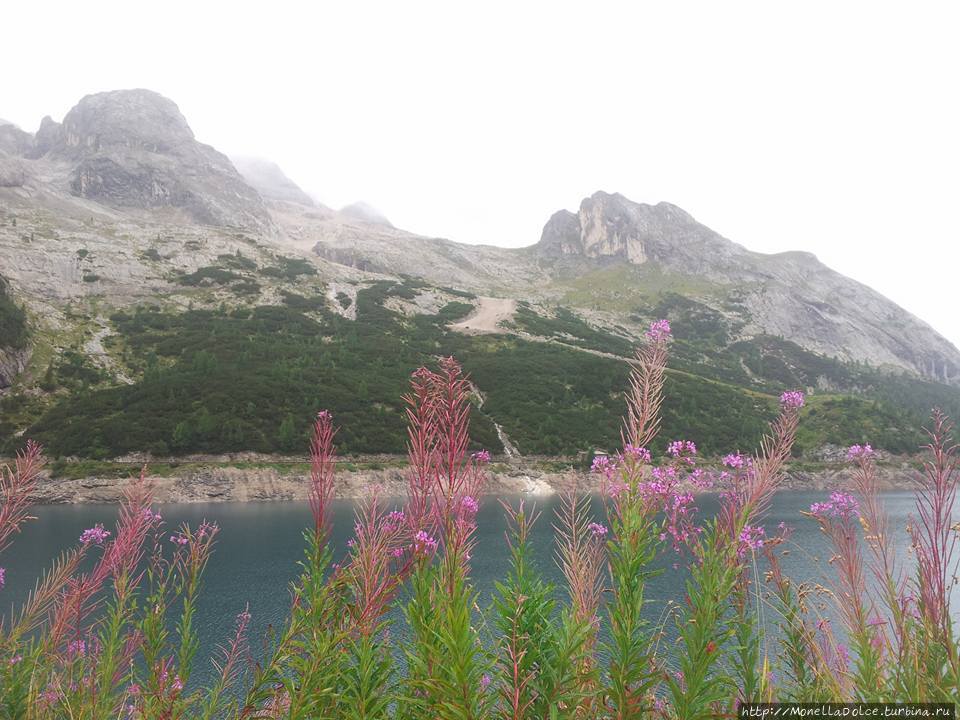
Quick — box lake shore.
[22,457,922,504]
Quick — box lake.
[0,491,940,689]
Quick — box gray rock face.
[231,156,315,206]
[535,191,743,275]
[0,123,33,156]
[0,152,28,187]
[37,90,273,231]
[531,191,960,384]
[30,116,62,158]
[537,209,583,256]
[0,346,29,389]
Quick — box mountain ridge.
[2,88,959,461]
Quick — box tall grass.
[1,321,957,717]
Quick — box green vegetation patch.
[176,266,243,286]
[259,255,318,280]
[0,278,29,349]
[9,273,957,460]
[510,304,634,356]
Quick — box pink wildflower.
[141,508,162,524]
[591,454,612,473]
[67,639,86,658]
[79,524,111,545]
[667,439,697,459]
[169,533,189,546]
[606,480,628,497]
[722,452,748,469]
[413,530,438,555]
[847,443,874,460]
[780,390,805,409]
[480,673,492,690]
[738,524,766,556]
[0,566,4,589]
[461,495,480,516]
[809,491,859,520]
[689,468,714,490]
[587,522,608,539]
[383,510,405,532]
[471,449,491,463]
[645,319,672,341]
[623,444,651,463]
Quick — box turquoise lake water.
[0,491,934,689]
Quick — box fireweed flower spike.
[809,492,859,520]
[309,409,338,542]
[738,524,766,556]
[0,440,44,555]
[622,319,671,450]
[587,522,609,539]
[413,530,438,555]
[910,410,959,648]
[847,443,874,460]
[471,449,491,463]
[80,524,111,545]
[780,390,805,409]
[645,318,672,341]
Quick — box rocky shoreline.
[24,462,921,505]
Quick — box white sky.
[4,1,959,347]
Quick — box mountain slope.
[2,88,959,462]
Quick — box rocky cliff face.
[531,192,960,384]
[7,90,273,231]
[534,192,745,276]
[0,346,29,389]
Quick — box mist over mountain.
[2,88,959,460]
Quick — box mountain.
[338,202,393,227]
[530,192,960,384]
[231,156,315,207]
[2,88,959,462]
[2,89,272,230]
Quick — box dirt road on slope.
[448,296,517,335]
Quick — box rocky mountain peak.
[53,89,194,158]
[231,156,314,206]
[535,191,738,271]
[30,116,61,158]
[20,89,275,231]
[0,122,33,157]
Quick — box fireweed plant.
[1,322,958,717]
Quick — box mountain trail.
[448,297,517,335]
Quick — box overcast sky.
[5,1,959,346]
